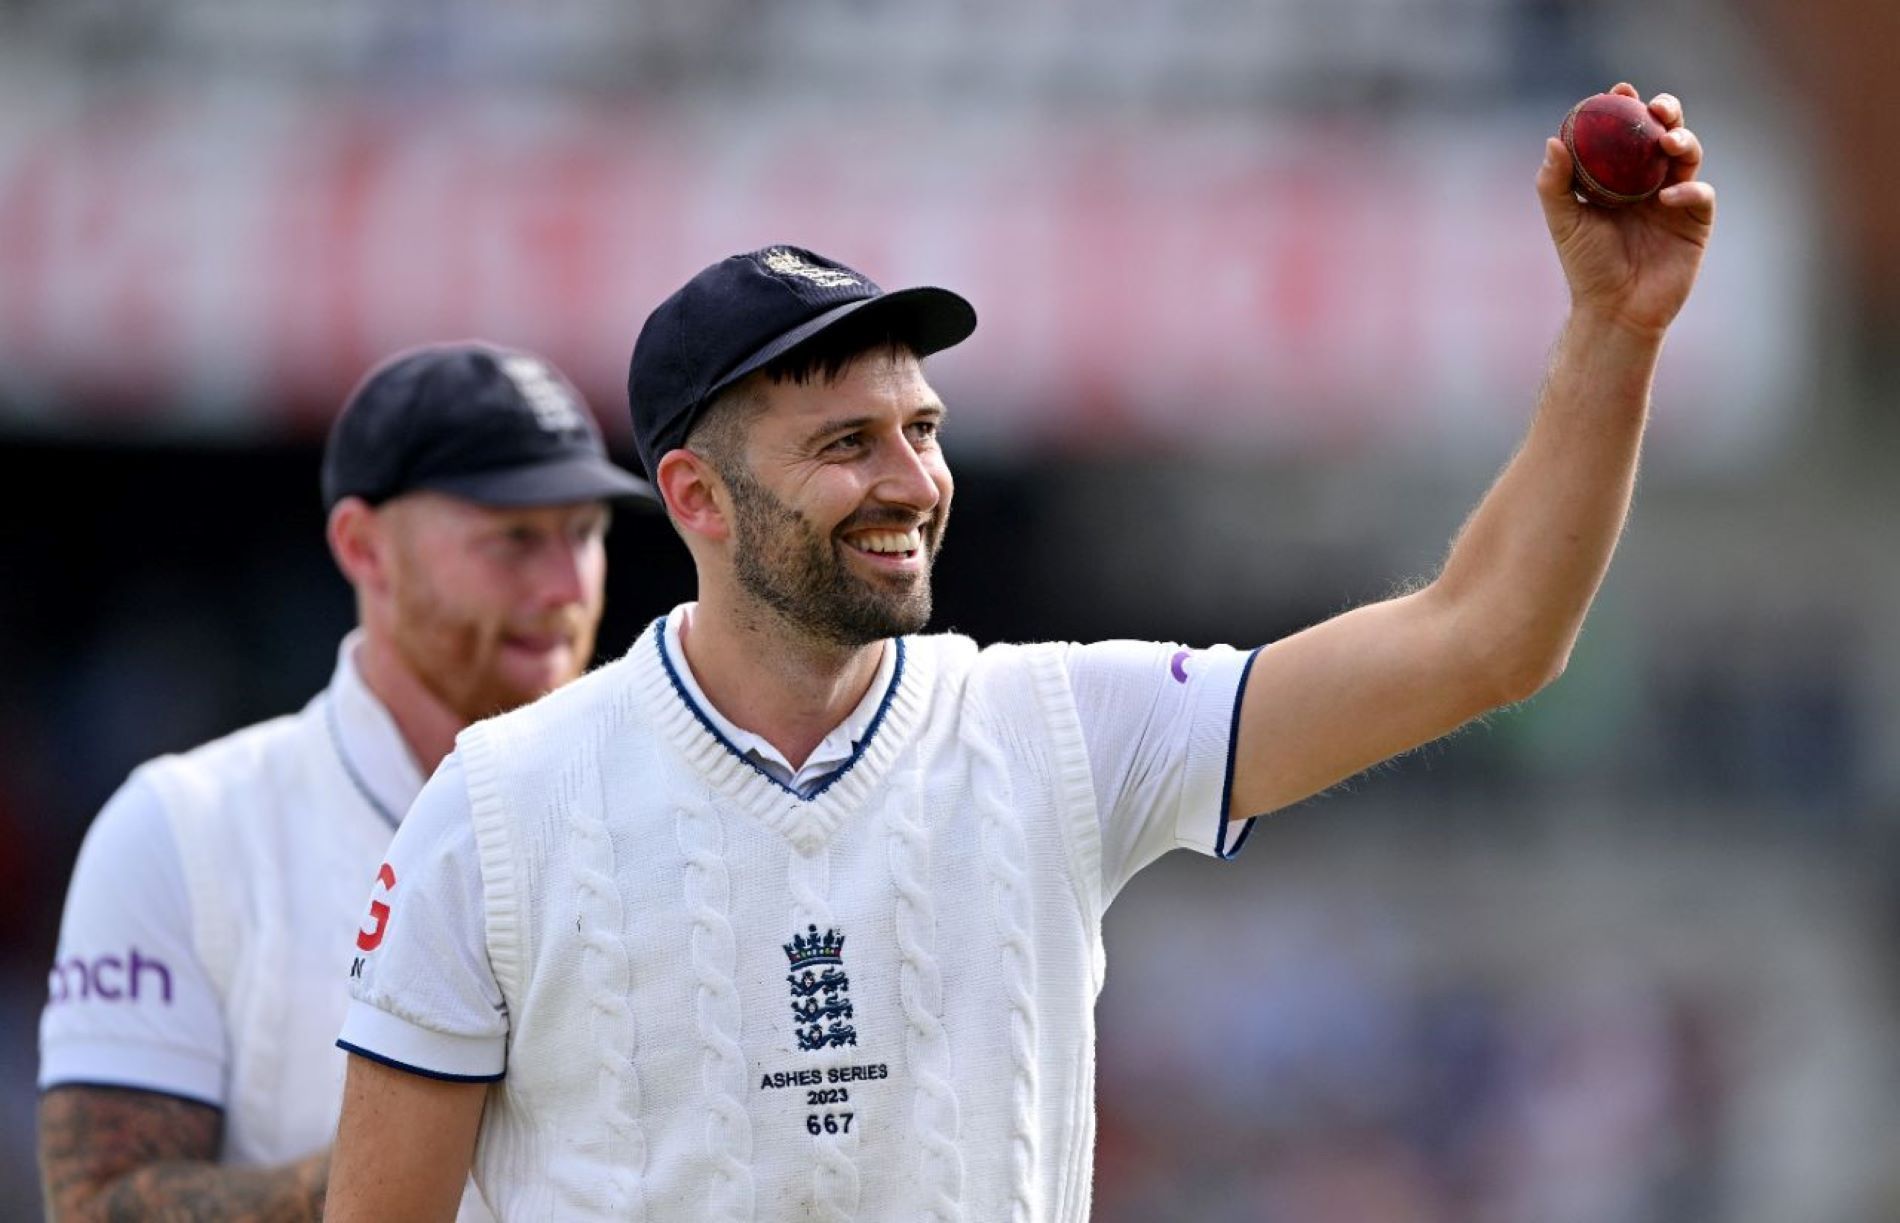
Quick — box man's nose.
[529,537,590,609]
[872,432,942,514]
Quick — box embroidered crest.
[784,924,857,1051]
[500,355,587,434]
[760,248,863,291]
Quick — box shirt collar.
[326,630,427,826]
[662,603,897,782]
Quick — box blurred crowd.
[1090,827,1896,1223]
[1,0,1642,108]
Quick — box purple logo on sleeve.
[1170,650,1191,683]
[46,948,174,1006]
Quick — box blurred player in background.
[37,342,656,1221]
[327,87,1713,1220]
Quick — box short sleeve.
[336,752,507,1082]
[39,774,228,1107]
[1064,640,1261,899]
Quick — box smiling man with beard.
[327,99,1715,1222]
[37,342,655,1222]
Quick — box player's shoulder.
[963,634,1069,669]
[894,628,980,685]
[130,700,321,824]
[904,628,979,661]
[71,762,181,871]
[906,631,1074,693]
[902,629,1070,662]
[78,701,312,860]
[463,643,639,748]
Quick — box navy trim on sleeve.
[1213,646,1265,860]
[38,1080,225,1112]
[335,1040,505,1084]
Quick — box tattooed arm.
[38,1085,327,1223]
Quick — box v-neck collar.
[661,607,897,793]
[324,630,426,830]
[633,612,929,852]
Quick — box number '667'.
[806,1112,854,1135]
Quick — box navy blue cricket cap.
[321,342,658,512]
[625,245,977,478]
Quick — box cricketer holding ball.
[37,344,657,1221]
[327,85,1713,1221]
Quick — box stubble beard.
[389,559,593,723]
[724,461,943,651]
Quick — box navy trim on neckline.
[650,615,907,804]
[1214,646,1265,860]
[324,694,401,831]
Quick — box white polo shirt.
[40,634,416,1111]
[40,633,495,1219]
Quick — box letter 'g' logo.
[356,863,396,952]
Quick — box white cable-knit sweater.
[462,625,1116,1222]
[339,613,1261,1220]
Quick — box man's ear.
[657,450,732,543]
[326,498,391,594]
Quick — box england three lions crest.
[784,924,857,1051]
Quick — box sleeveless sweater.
[459,620,1111,1222]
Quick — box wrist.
[1547,307,1666,413]
[1565,302,1672,353]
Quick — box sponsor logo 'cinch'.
[47,949,174,1005]
[356,862,396,953]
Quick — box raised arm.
[1228,84,1715,819]
[326,1054,486,1223]
[38,1087,327,1222]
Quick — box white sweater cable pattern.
[562,733,650,1220]
[882,759,966,1221]
[961,705,1041,1222]
[675,793,758,1221]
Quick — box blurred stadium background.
[3,0,1897,1218]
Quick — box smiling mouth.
[842,526,924,565]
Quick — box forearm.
[1432,307,1662,697]
[38,1084,326,1223]
[54,1151,328,1223]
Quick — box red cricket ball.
[1560,92,1669,208]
